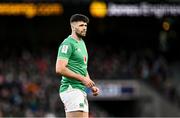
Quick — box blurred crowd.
[88,45,170,81]
[88,44,179,106]
[0,44,179,117]
[0,47,62,117]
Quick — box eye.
[79,23,87,27]
[79,24,85,27]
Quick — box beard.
[75,30,86,39]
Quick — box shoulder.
[58,38,76,51]
[59,37,73,46]
[62,37,71,44]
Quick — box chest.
[71,42,88,64]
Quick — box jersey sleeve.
[57,42,73,61]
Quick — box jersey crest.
[84,56,87,64]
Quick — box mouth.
[82,31,86,35]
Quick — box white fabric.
[59,85,89,112]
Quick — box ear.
[70,22,76,31]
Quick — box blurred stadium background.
[0,0,180,117]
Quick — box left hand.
[91,86,100,96]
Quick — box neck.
[71,33,81,41]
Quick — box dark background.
[0,0,180,117]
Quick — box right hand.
[81,76,95,88]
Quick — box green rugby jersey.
[57,35,88,93]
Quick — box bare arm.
[56,58,95,88]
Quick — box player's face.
[74,21,87,38]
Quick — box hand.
[91,86,100,96]
[81,76,95,88]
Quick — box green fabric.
[57,35,88,92]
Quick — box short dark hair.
[70,14,89,23]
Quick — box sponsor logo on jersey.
[77,48,81,52]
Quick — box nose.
[84,26,88,31]
[84,26,87,30]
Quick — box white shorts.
[59,85,89,112]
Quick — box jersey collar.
[68,35,82,43]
